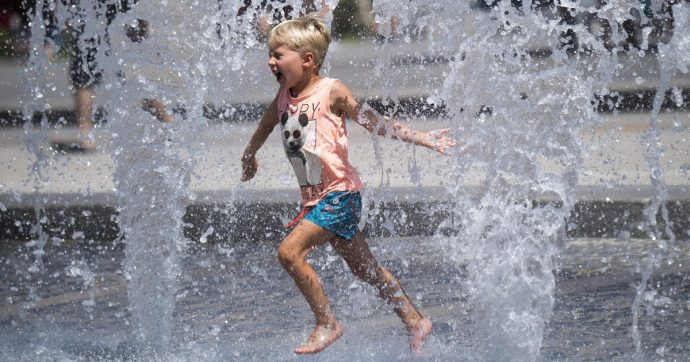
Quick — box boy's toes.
[294,322,343,355]
[409,318,432,355]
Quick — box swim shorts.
[304,191,362,241]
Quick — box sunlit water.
[4,0,689,360]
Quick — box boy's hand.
[425,129,457,155]
[257,14,272,34]
[142,98,174,123]
[241,154,258,181]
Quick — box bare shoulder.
[330,79,352,100]
[329,79,358,117]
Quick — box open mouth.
[274,71,283,82]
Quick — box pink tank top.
[277,77,363,206]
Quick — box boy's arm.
[331,81,456,155]
[241,96,280,181]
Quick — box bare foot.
[294,322,343,355]
[409,317,432,355]
[51,139,96,153]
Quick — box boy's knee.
[277,244,297,268]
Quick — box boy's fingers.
[424,129,460,156]
[240,157,258,181]
[431,129,448,139]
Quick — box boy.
[241,15,455,355]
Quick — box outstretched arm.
[241,96,280,181]
[331,81,457,155]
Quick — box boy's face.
[268,45,306,88]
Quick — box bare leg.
[330,231,432,354]
[52,86,96,152]
[75,86,96,150]
[277,220,343,354]
[390,15,400,37]
[142,98,175,123]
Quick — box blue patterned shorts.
[305,191,362,241]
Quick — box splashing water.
[369,1,688,359]
[5,0,689,360]
[631,4,689,356]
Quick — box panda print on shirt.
[280,111,323,189]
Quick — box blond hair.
[268,15,331,70]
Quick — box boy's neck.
[289,73,322,98]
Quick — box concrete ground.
[0,236,688,360]
[0,111,688,204]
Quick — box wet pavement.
[1,236,688,361]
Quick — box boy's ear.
[302,52,316,68]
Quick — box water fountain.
[1,0,688,360]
